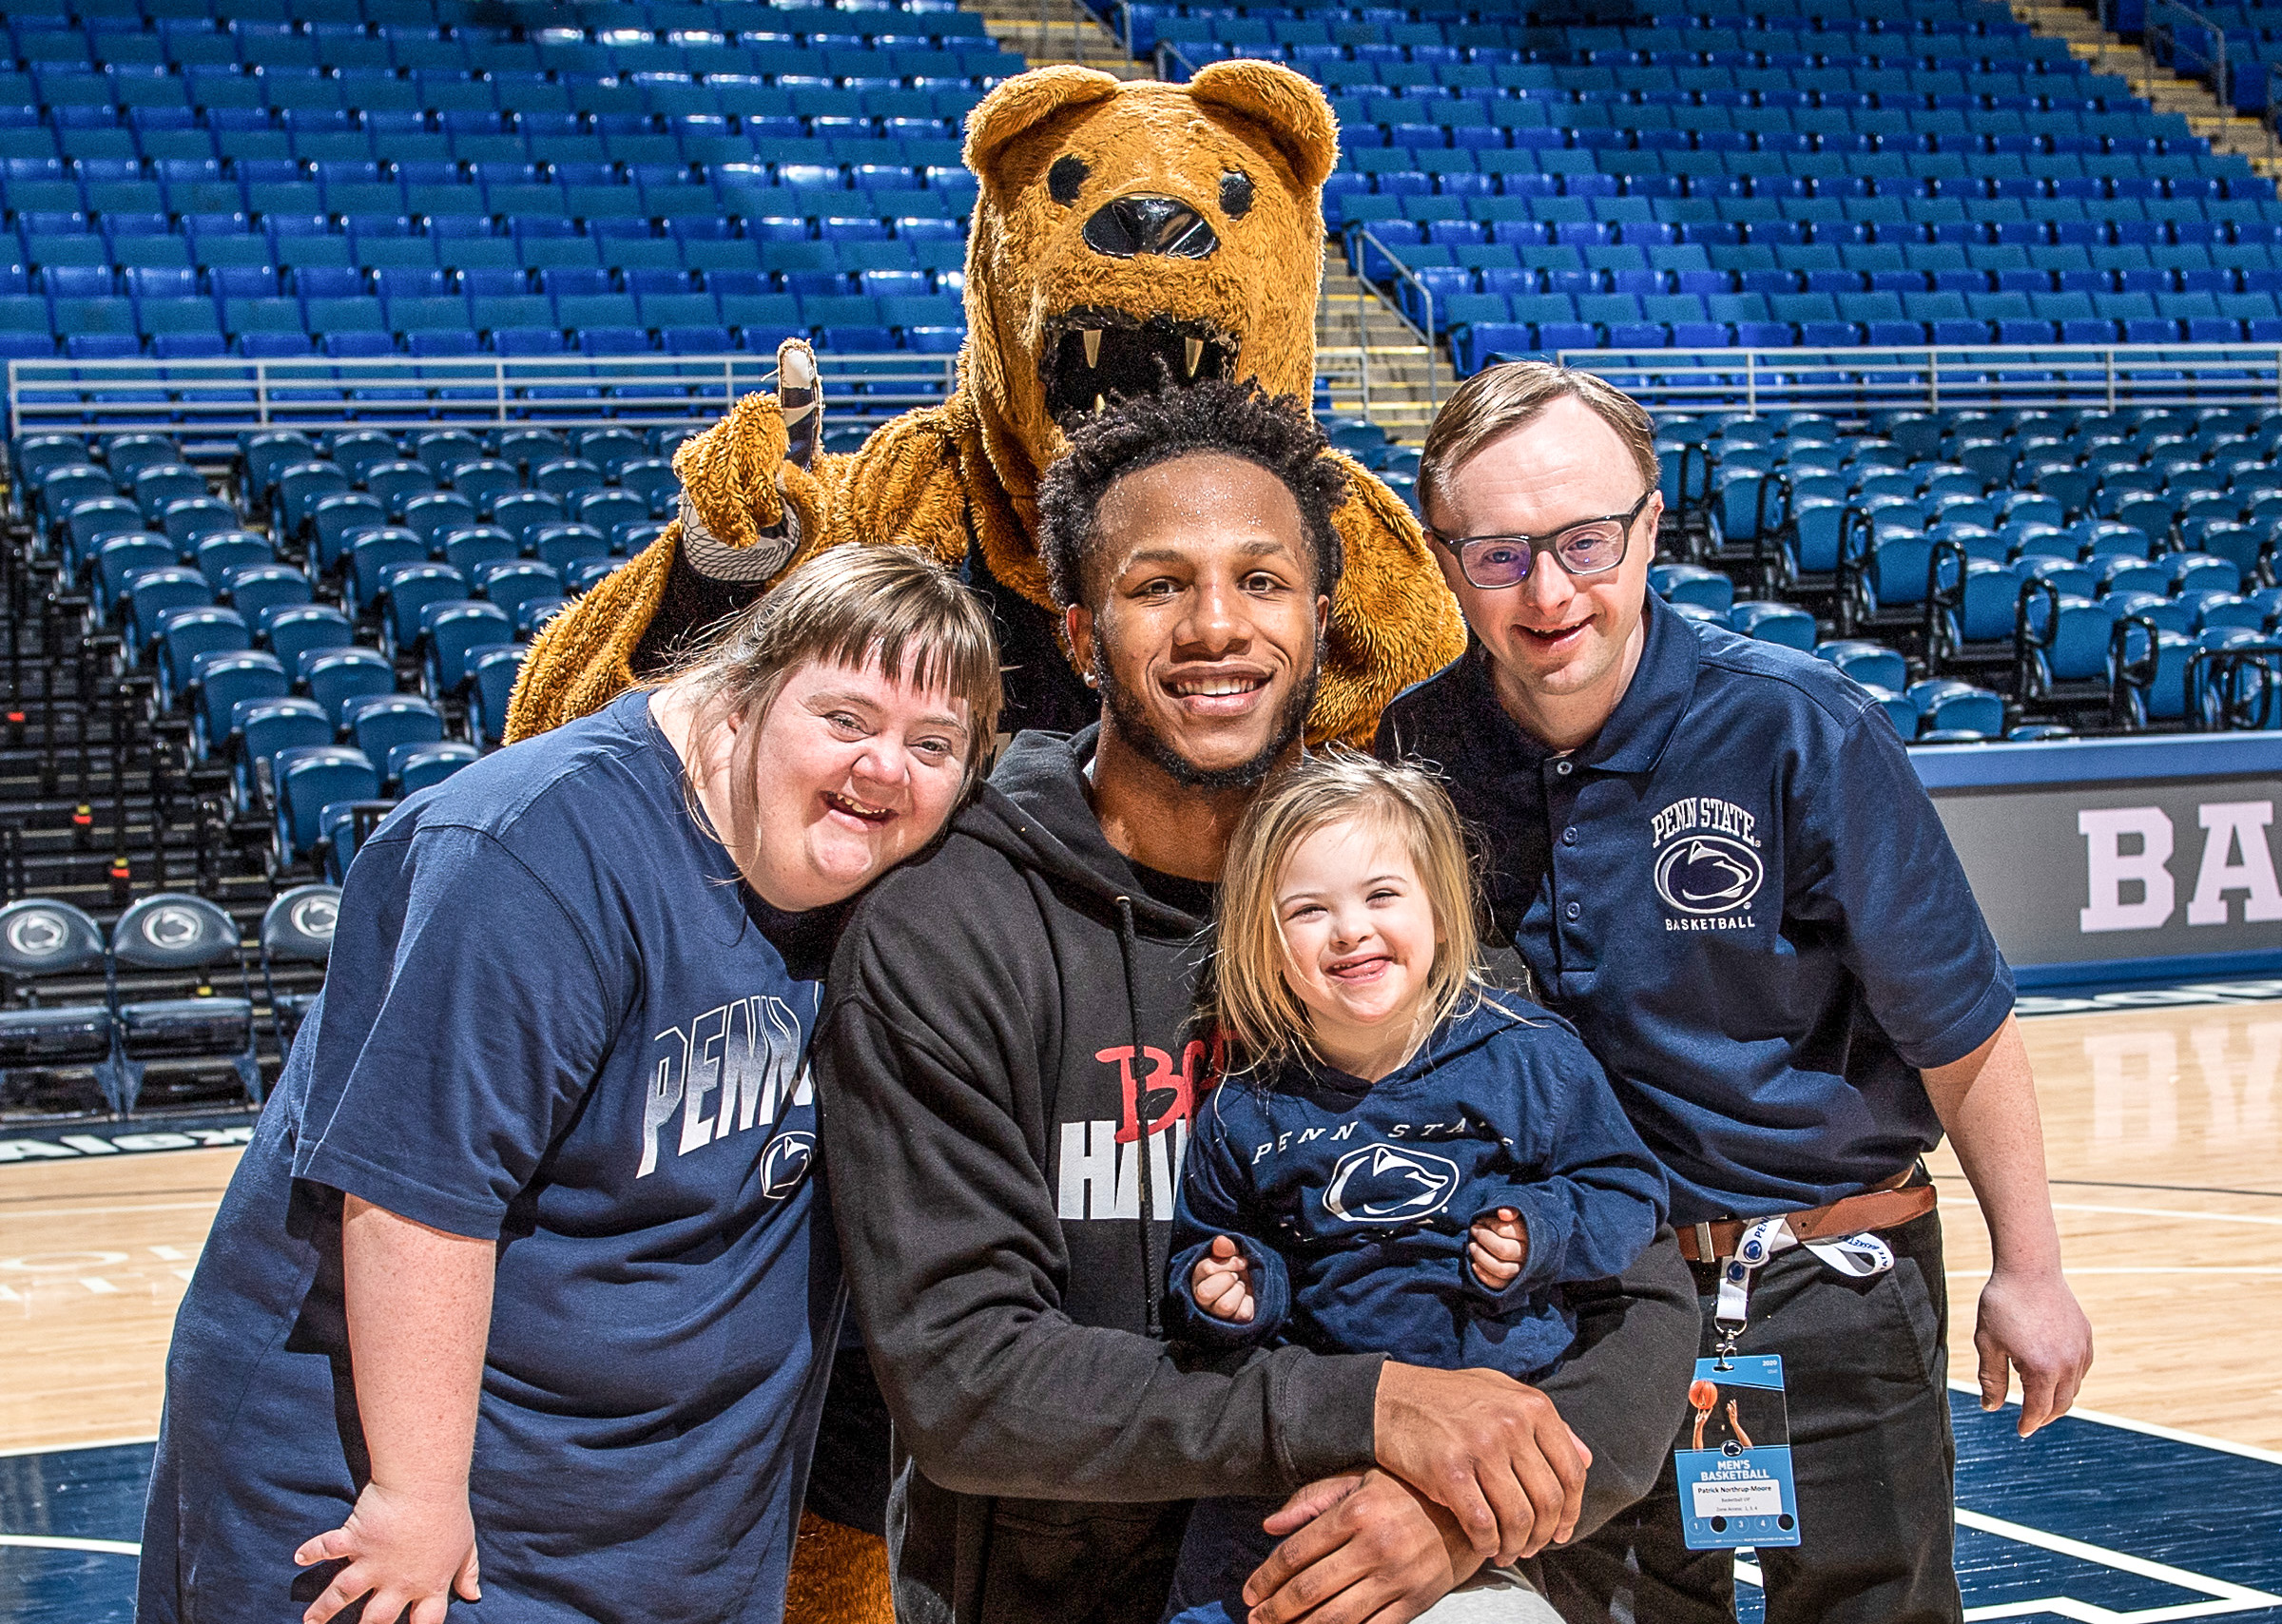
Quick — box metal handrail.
[5,351,962,441]
[1351,228,1440,413]
[2189,641,2282,729]
[1155,38,1203,81]
[1549,342,2282,415]
[2148,0,2230,104]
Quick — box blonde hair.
[1417,360,1660,523]
[653,545,1004,877]
[1211,749,1482,1072]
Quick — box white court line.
[0,1435,154,1460]
[1731,1563,2258,1623]
[0,1534,139,1556]
[1734,1506,2282,1621]
[2051,1203,2282,1228]
[1954,1507,2282,1605]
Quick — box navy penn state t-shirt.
[141,690,842,1624]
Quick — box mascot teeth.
[1042,317,1241,428]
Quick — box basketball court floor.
[4,985,2280,1622]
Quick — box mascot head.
[958,63,1339,509]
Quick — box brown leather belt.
[1678,1174,1936,1265]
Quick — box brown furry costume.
[505,61,1464,746]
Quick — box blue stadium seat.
[1817,638,1909,692]
[343,692,446,765]
[102,892,261,1113]
[93,532,179,620]
[299,646,396,725]
[273,745,380,873]
[223,563,313,626]
[418,599,512,696]
[471,558,562,620]
[347,529,431,612]
[190,649,288,763]
[155,605,248,711]
[464,642,527,747]
[377,562,472,655]
[1727,601,1817,650]
[391,740,480,795]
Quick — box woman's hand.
[1192,1234,1258,1323]
[294,1479,481,1624]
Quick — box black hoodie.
[815,727,1700,1624]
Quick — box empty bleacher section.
[1121,0,2282,383]
[0,419,689,1119]
[1650,405,2281,741]
[0,0,1018,425]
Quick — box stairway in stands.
[980,0,1149,78]
[2016,0,2282,179]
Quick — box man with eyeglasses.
[1377,363,2090,1624]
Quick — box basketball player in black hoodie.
[814,381,1699,1624]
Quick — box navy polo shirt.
[1378,593,2015,1226]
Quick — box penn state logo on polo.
[1323,1143,1461,1225]
[1650,797,1766,932]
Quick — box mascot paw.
[505,339,834,743]
[670,337,829,585]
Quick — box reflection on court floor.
[10,1394,2282,1624]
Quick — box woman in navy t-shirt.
[139,547,1001,1624]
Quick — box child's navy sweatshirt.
[1167,996,1669,1381]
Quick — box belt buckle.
[1692,1221,1717,1263]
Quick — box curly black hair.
[1035,377,1350,613]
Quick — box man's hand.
[1468,1208,1528,1289]
[1193,1234,1258,1324]
[1373,1363,1592,1565]
[1920,1016,2095,1440]
[294,1479,481,1624]
[1240,1469,1481,1624]
[1976,1264,2093,1436]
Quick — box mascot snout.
[1082,195,1220,259]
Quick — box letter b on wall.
[2079,807,2175,933]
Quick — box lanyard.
[1711,1217,1897,1368]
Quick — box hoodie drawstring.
[1112,896,1164,1339]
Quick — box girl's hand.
[1190,1234,1257,1323]
[1468,1208,1528,1289]
[294,1479,481,1624]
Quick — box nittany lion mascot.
[507,60,1464,746]
[502,60,1468,1622]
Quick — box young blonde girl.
[1160,751,1667,1624]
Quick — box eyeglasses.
[1427,491,1654,591]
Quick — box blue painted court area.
[7,1395,2282,1623]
